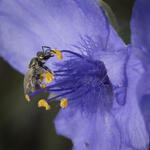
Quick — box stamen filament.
[61,50,84,58]
[54,74,70,76]
[48,88,75,91]
[53,69,70,73]
[29,82,68,98]
[47,90,75,102]
[69,88,90,101]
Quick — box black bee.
[24,46,54,95]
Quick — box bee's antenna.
[41,46,45,54]
[42,46,51,54]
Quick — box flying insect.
[24,46,54,95]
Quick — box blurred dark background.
[0,0,135,150]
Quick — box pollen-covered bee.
[24,46,55,96]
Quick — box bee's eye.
[37,51,44,58]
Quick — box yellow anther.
[41,83,47,88]
[52,49,63,60]
[40,71,45,82]
[45,72,54,83]
[60,98,68,108]
[25,94,30,102]
[38,99,50,110]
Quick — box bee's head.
[37,51,45,60]
[36,49,54,63]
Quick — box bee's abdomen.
[24,68,41,95]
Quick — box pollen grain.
[25,94,30,102]
[52,49,63,60]
[60,98,68,108]
[45,72,54,83]
[40,71,45,82]
[38,99,50,110]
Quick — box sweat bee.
[24,46,55,96]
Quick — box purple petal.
[131,0,150,141]
[130,0,150,49]
[0,0,125,74]
[55,108,121,150]
[114,46,149,149]
[133,47,150,136]
[99,49,128,105]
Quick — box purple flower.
[0,0,150,149]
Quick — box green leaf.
[99,0,120,34]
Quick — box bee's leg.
[42,65,53,74]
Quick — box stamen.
[45,72,54,83]
[38,99,51,110]
[25,94,30,102]
[47,90,75,102]
[29,82,69,99]
[52,49,63,60]
[60,98,68,108]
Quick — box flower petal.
[130,0,150,137]
[55,108,121,150]
[0,0,125,74]
[114,46,149,149]
[130,0,150,49]
[99,49,128,105]
[132,47,150,138]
